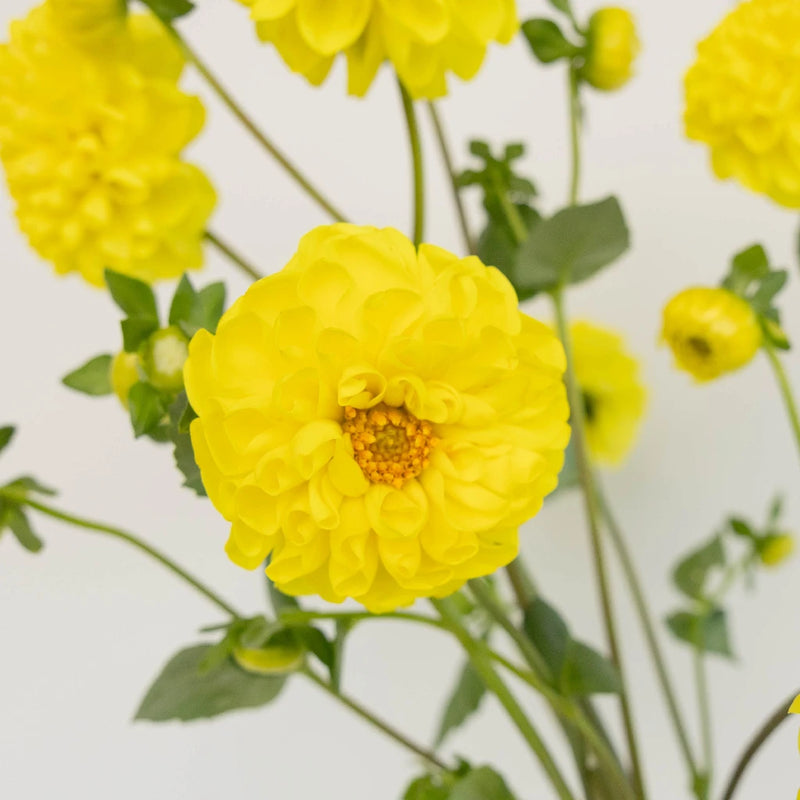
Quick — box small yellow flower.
[234,0,519,99]
[0,3,216,286]
[662,288,762,382]
[758,533,795,567]
[110,351,141,409]
[582,8,639,91]
[570,321,646,466]
[685,0,800,207]
[184,224,570,612]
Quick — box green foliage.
[515,197,630,293]
[672,536,726,601]
[402,766,516,800]
[0,426,14,456]
[169,275,227,338]
[168,393,205,496]
[128,382,170,439]
[522,19,577,64]
[138,0,195,23]
[62,355,113,397]
[435,661,486,745]
[665,609,732,658]
[105,270,159,327]
[4,505,44,553]
[135,644,287,722]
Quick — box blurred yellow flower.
[684,0,800,207]
[47,0,126,43]
[0,3,216,287]
[570,321,646,466]
[759,533,795,567]
[582,8,639,91]
[184,224,570,612]
[662,288,762,382]
[110,351,141,409]
[234,0,518,99]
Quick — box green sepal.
[672,535,726,601]
[128,381,169,439]
[665,608,733,658]
[435,661,487,746]
[0,426,15,457]
[522,18,577,64]
[62,354,114,397]
[139,0,195,23]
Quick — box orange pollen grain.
[342,403,437,489]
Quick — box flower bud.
[233,645,305,675]
[662,287,762,382]
[110,351,141,409]
[582,8,640,91]
[140,326,189,393]
[758,533,795,567]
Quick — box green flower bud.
[583,8,640,92]
[140,326,189,393]
[758,533,795,567]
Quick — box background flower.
[185,224,570,612]
[234,0,518,99]
[582,7,640,91]
[0,2,216,286]
[684,0,800,208]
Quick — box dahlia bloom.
[570,321,646,466]
[184,224,570,612]
[582,8,639,92]
[0,2,216,286]
[662,288,762,382]
[685,0,800,208]
[234,0,519,99]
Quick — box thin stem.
[552,291,648,800]
[496,182,530,245]
[398,80,425,247]
[694,649,712,799]
[427,102,476,255]
[303,668,449,771]
[205,230,263,281]
[432,597,578,800]
[719,692,798,800]
[279,608,449,632]
[763,340,800,465]
[3,492,240,619]
[568,66,582,206]
[599,490,701,781]
[171,31,348,223]
[504,559,537,609]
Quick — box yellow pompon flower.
[0,4,217,287]
[685,0,800,208]
[570,321,646,466]
[234,0,519,100]
[662,288,762,382]
[582,8,639,91]
[184,224,570,613]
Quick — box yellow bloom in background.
[185,224,570,613]
[685,0,800,208]
[47,0,126,43]
[662,287,762,382]
[570,321,646,466]
[758,533,795,567]
[0,2,216,287]
[582,8,639,91]
[234,0,519,100]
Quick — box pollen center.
[343,403,437,489]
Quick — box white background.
[1,0,799,798]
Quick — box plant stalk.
[398,80,426,247]
[205,230,263,281]
[763,339,800,466]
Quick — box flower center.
[687,336,712,358]
[343,403,437,489]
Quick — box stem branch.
[763,340,800,465]
[398,80,425,247]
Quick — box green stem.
[599,491,701,782]
[496,181,530,245]
[568,65,582,206]
[398,80,425,246]
[504,558,537,609]
[3,492,240,619]
[763,339,800,465]
[719,691,798,800]
[171,31,349,223]
[694,648,713,799]
[279,608,449,632]
[432,597,578,800]
[303,668,449,771]
[427,102,476,255]
[205,230,263,281]
[552,291,648,800]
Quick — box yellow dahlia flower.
[662,287,762,382]
[234,0,519,100]
[184,224,570,613]
[582,8,639,92]
[570,321,646,466]
[684,0,800,207]
[0,3,216,286]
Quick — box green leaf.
[169,276,226,338]
[121,317,160,353]
[523,597,570,680]
[105,270,159,323]
[515,197,629,293]
[139,0,195,23]
[128,382,168,439]
[168,275,197,328]
[62,355,113,397]
[750,270,788,313]
[294,626,335,672]
[665,609,733,658]
[7,507,44,553]
[403,776,451,800]
[522,18,575,63]
[768,496,784,525]
[547,0,573,14]
[172,431,206,495]
[3,476,57,498]
[732,244,769,281]
[0,426,15,456]
[135,644,287,722]
[449,767,517,800]
[673,536,726,601]
[435,661,487,746]
[728,517,754,540]
[560,641,622,695]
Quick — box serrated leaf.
[435,661,487,745]
[140,0,195,23]
[523,597,570,680]
[105,270,159,322]
[673,536,726,601]
[7,507,44,553]
[62,354,113,397]
[449,767,517,800]
[560,641,621,695]
[0,426,15,456]
[522,18,575,64]
[515,197,629,293]
[135,644,287,722]
[665,609,733,658]
[128,382,168,439]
